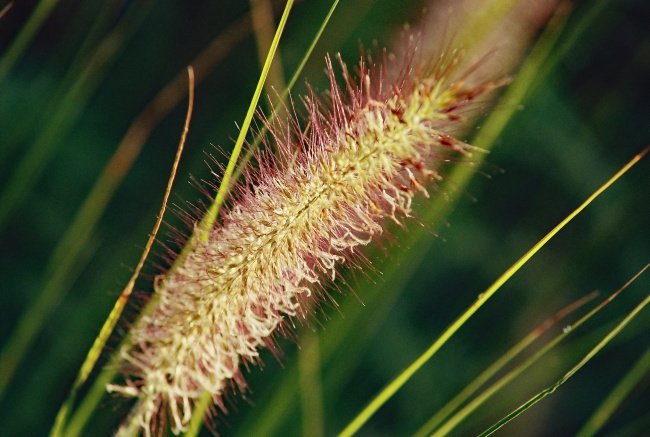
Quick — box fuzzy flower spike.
[109,37,505,436]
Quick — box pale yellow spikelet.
[108,40,504,436]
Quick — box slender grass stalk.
[49,67,195,437]
[63,4,340,434]
[479,261,650,436]
[338,147,649,436]
[200,0,294,234]
[431,271,644,437]
[414,292,598,437]
[576,343,650,436]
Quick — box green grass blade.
[478,262,650,437]
[199,0,295,235]
[431,285,631,437]
[337,147,648,436]
[414,292,597,437]
[180,2,296,435]
[576,344,650,437]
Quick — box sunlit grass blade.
[236,4,578,434]
[198,0,294,235]
[479,261,650,437]
[576,344,650,437]
[65,3,339,434]
[225,0,342,217]
[431,269,644,437]
[413,292,597,437]
[337,146,648,436]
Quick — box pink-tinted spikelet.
[109,41,503,436]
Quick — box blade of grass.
[576,344,650,437]
[250,0,287,111]
[431,263,647,437]
[238,4,577,433]
[198,0,294,235]
[181,3,295,436]
[50,66,195,437]
[66,3,339,434]
[413,292,597,437]
[224,0,343,217]
[337,147,649,436]
[1,0,233,403]
[479,261,650,437]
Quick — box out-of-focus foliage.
[0,0,648,436]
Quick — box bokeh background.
[1,0,649,436]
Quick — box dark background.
[0,0,648,435]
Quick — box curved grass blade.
[431,274,643,437]
[50,67,195,437]
[337,147,649,437]
[479,261,650,437]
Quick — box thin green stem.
[414,292,597,437]
[576,344,650,437]
[200,0,294,234]
[180,2,295,434]
[479,262,650,437]
[337,148,648,436]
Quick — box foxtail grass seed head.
[107,36,505,436]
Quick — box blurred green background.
[0,0,649,436]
